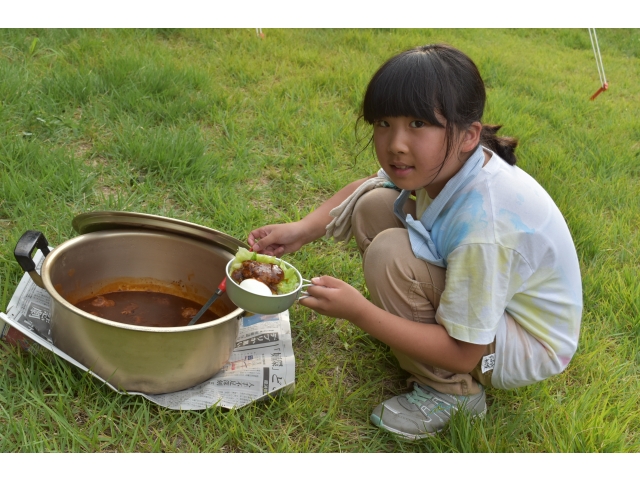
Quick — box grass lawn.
[1,28,639,453]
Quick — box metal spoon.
[188,278,227,326]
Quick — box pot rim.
[42,232,244,333]
[72,210,247,255]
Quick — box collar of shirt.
[392,145,486,266]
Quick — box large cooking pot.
[13,212,248,395]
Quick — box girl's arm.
[301,276,487,373]
[249,175,377,256]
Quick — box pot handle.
[14,230,51,289]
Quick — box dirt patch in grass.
[70,140,93,161]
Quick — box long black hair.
[360,44,518,165]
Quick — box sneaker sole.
[370,406,487,441]
[370,413,439,440]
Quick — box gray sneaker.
[370,383,486,440]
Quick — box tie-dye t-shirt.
[413,150,582,389]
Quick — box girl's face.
[373,115,477,198]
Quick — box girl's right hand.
[248,222,309,257]
[247,176,373,257]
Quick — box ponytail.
[481,124,518,165]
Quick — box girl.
[248,44,582,440]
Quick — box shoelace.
[405,385,437,407]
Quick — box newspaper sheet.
[0,250,296,410]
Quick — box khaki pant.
[352,188,496,396]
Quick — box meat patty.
[181,307,198,319]
[91,295,115,307]
[231,260,284,293]
[120,303,138,315]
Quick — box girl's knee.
[364,229,445,321]
[352,189,403,254]
[366,228,409,261]
[352,188,399,226]
[363,228,412,286]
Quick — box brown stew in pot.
[74,291,219,327]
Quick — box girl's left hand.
[298,276,369,321]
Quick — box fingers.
[298,291,332,316]
[300,276,341,303]
[298,277,332,308]
[248,227,278,254]
[308,276,344,289]
[254,243,284,256]
[297,295,316,309]
[298,276,364,319]
[247,223,302,257]
[299,301,331,318]
[248,227,271,246]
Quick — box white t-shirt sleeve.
[435,242,533,345]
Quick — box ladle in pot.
[188,278,227,326]
[188,241,258,325]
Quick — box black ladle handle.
[188,278,227,326]
[14,230,51,289]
